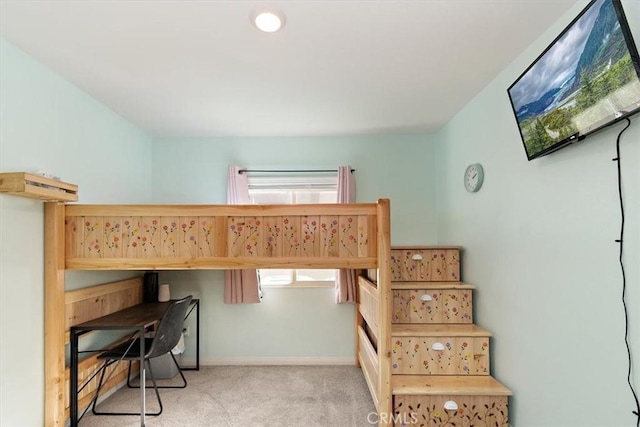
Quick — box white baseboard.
[182,356,356,366]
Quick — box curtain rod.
[239,168,355,174]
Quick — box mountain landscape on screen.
[508,0,640,160]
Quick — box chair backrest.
[146,295,192,359]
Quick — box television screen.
[508,0,640,160]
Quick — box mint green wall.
[152,136,436,244]
[0,38,153,426]
[152,135,436,362]
[433,1,640,426]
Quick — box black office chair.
[91,295,193,417]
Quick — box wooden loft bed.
[44,200,393,426]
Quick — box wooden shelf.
[0,172,78,202]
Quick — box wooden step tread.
[392,324,491,337]
[391,281,475,290]
[392,245,462,250]
[392,375,512,396]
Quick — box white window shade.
[247,175,337,190]
[247,174,337,287]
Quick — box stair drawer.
[392,336,489,375]
[393,289,473,324]
[391,248,460,282]
[394,395,508,426]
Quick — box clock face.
[464,163,484,193]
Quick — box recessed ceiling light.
[251,9,286,33]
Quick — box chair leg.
[127,352,187,389]
[75,359,119,422]
[92,359,163,417]
[90,361,110,415]
[146,359,164,416]
[170,352,188,388]
[126,360,135,388]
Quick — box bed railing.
[64,204,378,270]
[358,276,381,409]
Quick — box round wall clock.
[464,163,484,193]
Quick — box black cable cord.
[612,117,639,426]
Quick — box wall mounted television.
[508,0,640,161]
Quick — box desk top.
[71,301,172,331]
[71,298,198,333]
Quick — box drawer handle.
[431,342,445,351]
[411,253,423,260]
[444,400,458,411]
[420,294,432,301]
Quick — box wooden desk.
[69,299,199,426]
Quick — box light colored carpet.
[79,365,377,426]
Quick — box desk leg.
[70,331,79,426]
[140,331,145,427]
[181,299,200,371]
[196,300,200,370]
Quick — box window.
[247,175,337,287]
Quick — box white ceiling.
[0,0,578,137]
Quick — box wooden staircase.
[388,246,511,426]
